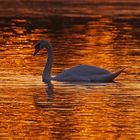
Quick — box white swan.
[34,40,124,83]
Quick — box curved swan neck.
[43,44,53,82]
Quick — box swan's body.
[34,40,123,83]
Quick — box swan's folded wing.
[54,75,91,82]
[56,64,110,77]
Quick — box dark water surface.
[0,0,140,139]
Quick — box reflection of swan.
[34,40,123,83]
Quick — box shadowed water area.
[0,0,140,139]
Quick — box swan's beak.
[33,47,40,56]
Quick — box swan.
[33,40,124,83]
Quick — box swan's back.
[55,64,111,81]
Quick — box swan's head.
[33,40,51,56]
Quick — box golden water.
[0,0,140,139]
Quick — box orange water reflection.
[0,14,139,139]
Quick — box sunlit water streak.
[0,0,140,139]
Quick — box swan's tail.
[107,69,124,82]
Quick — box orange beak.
[33,47,40,56]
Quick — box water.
[0,0,140,139]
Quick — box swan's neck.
[43,45,53,82]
